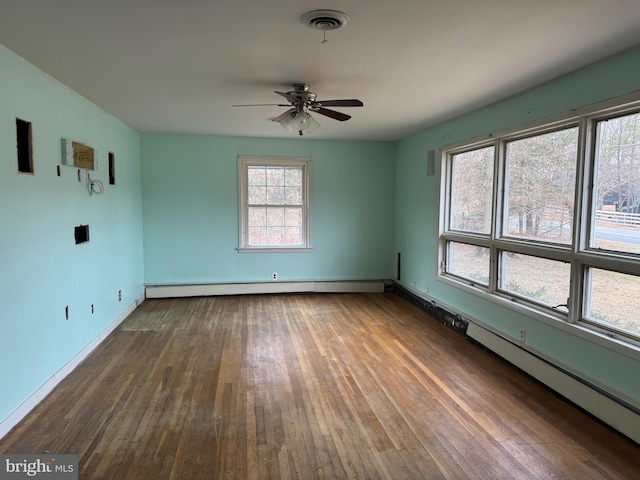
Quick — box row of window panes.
[248,207,303,227]
[444,107,640,342]
[447,242,570,308]
[447,241,640,338]
[248,186,302,205]
[247,204,304,246]
[248,166,302,187]
[248,227,303,246]
[248,166,303,205]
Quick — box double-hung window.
[237,156,312,252]
[440,96,640,348]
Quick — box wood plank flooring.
[1,293,639,479]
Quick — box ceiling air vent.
[301,10,350,31]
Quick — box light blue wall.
[394,46,640,405]
[0,44,144,424]
[141,135,395,283]
[3,32,639,433]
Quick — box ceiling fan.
[232,84,363,135]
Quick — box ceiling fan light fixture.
[235,83,362,136]
[279,110,320,136]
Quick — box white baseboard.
[145,280,386,298]
[467,322,640,444]
[0,294,144,440]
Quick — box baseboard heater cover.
[145,280,385,298]
[467,322,640,444]
[393,283,468,335]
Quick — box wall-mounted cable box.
[61,139,98,170]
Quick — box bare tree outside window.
[505,128,578,244]
[592,112,640,254]
[450,146,494,234]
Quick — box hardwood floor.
[1,293,639,479]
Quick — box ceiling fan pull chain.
[321,28,328,44]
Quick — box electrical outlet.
[425,283,429,293]
[272,272,278,281]
[118,290,122,302]
[519,328,526,343]
[91,304,94,314]
[413,280,416,287]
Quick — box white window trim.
[237,155,312,253]
[438,91,640,359]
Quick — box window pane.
[447,242,490,285]
[285,186,302,204]
[285,227,302,244]
[501,253,569,308]
[267,227,284,244]
[248,226,266,245]
[266,186,285,204]
[285,167,302,186]
[285,207,302,226]
[248,186,266,205]
[248,207,266,227]
[450,146,494,234]
[592,112,640,254]
[267,167,284,186]
[505,128,578,244]
[586,268,640,337]
[266,207,284,226]
[248,167,266,186]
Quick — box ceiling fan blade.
[271,109,295,123]
[232,103,290,107]
[313,107,351,122]
[313,99,363,107]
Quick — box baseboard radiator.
[146,280,386,298]
[467,322,640,444]
[393,282,640,444]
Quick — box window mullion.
[490,139,505,294]
[568,260,586,324]
[568,117,592,323]
[574,117,592,254]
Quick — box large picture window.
[504,127,578,245]
[440,99,640,347]
[450,146,494,235]
[238,156,311,252]
[591,112,640,254]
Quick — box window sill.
[237,247,313,254]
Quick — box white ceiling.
[2,0,640,141]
